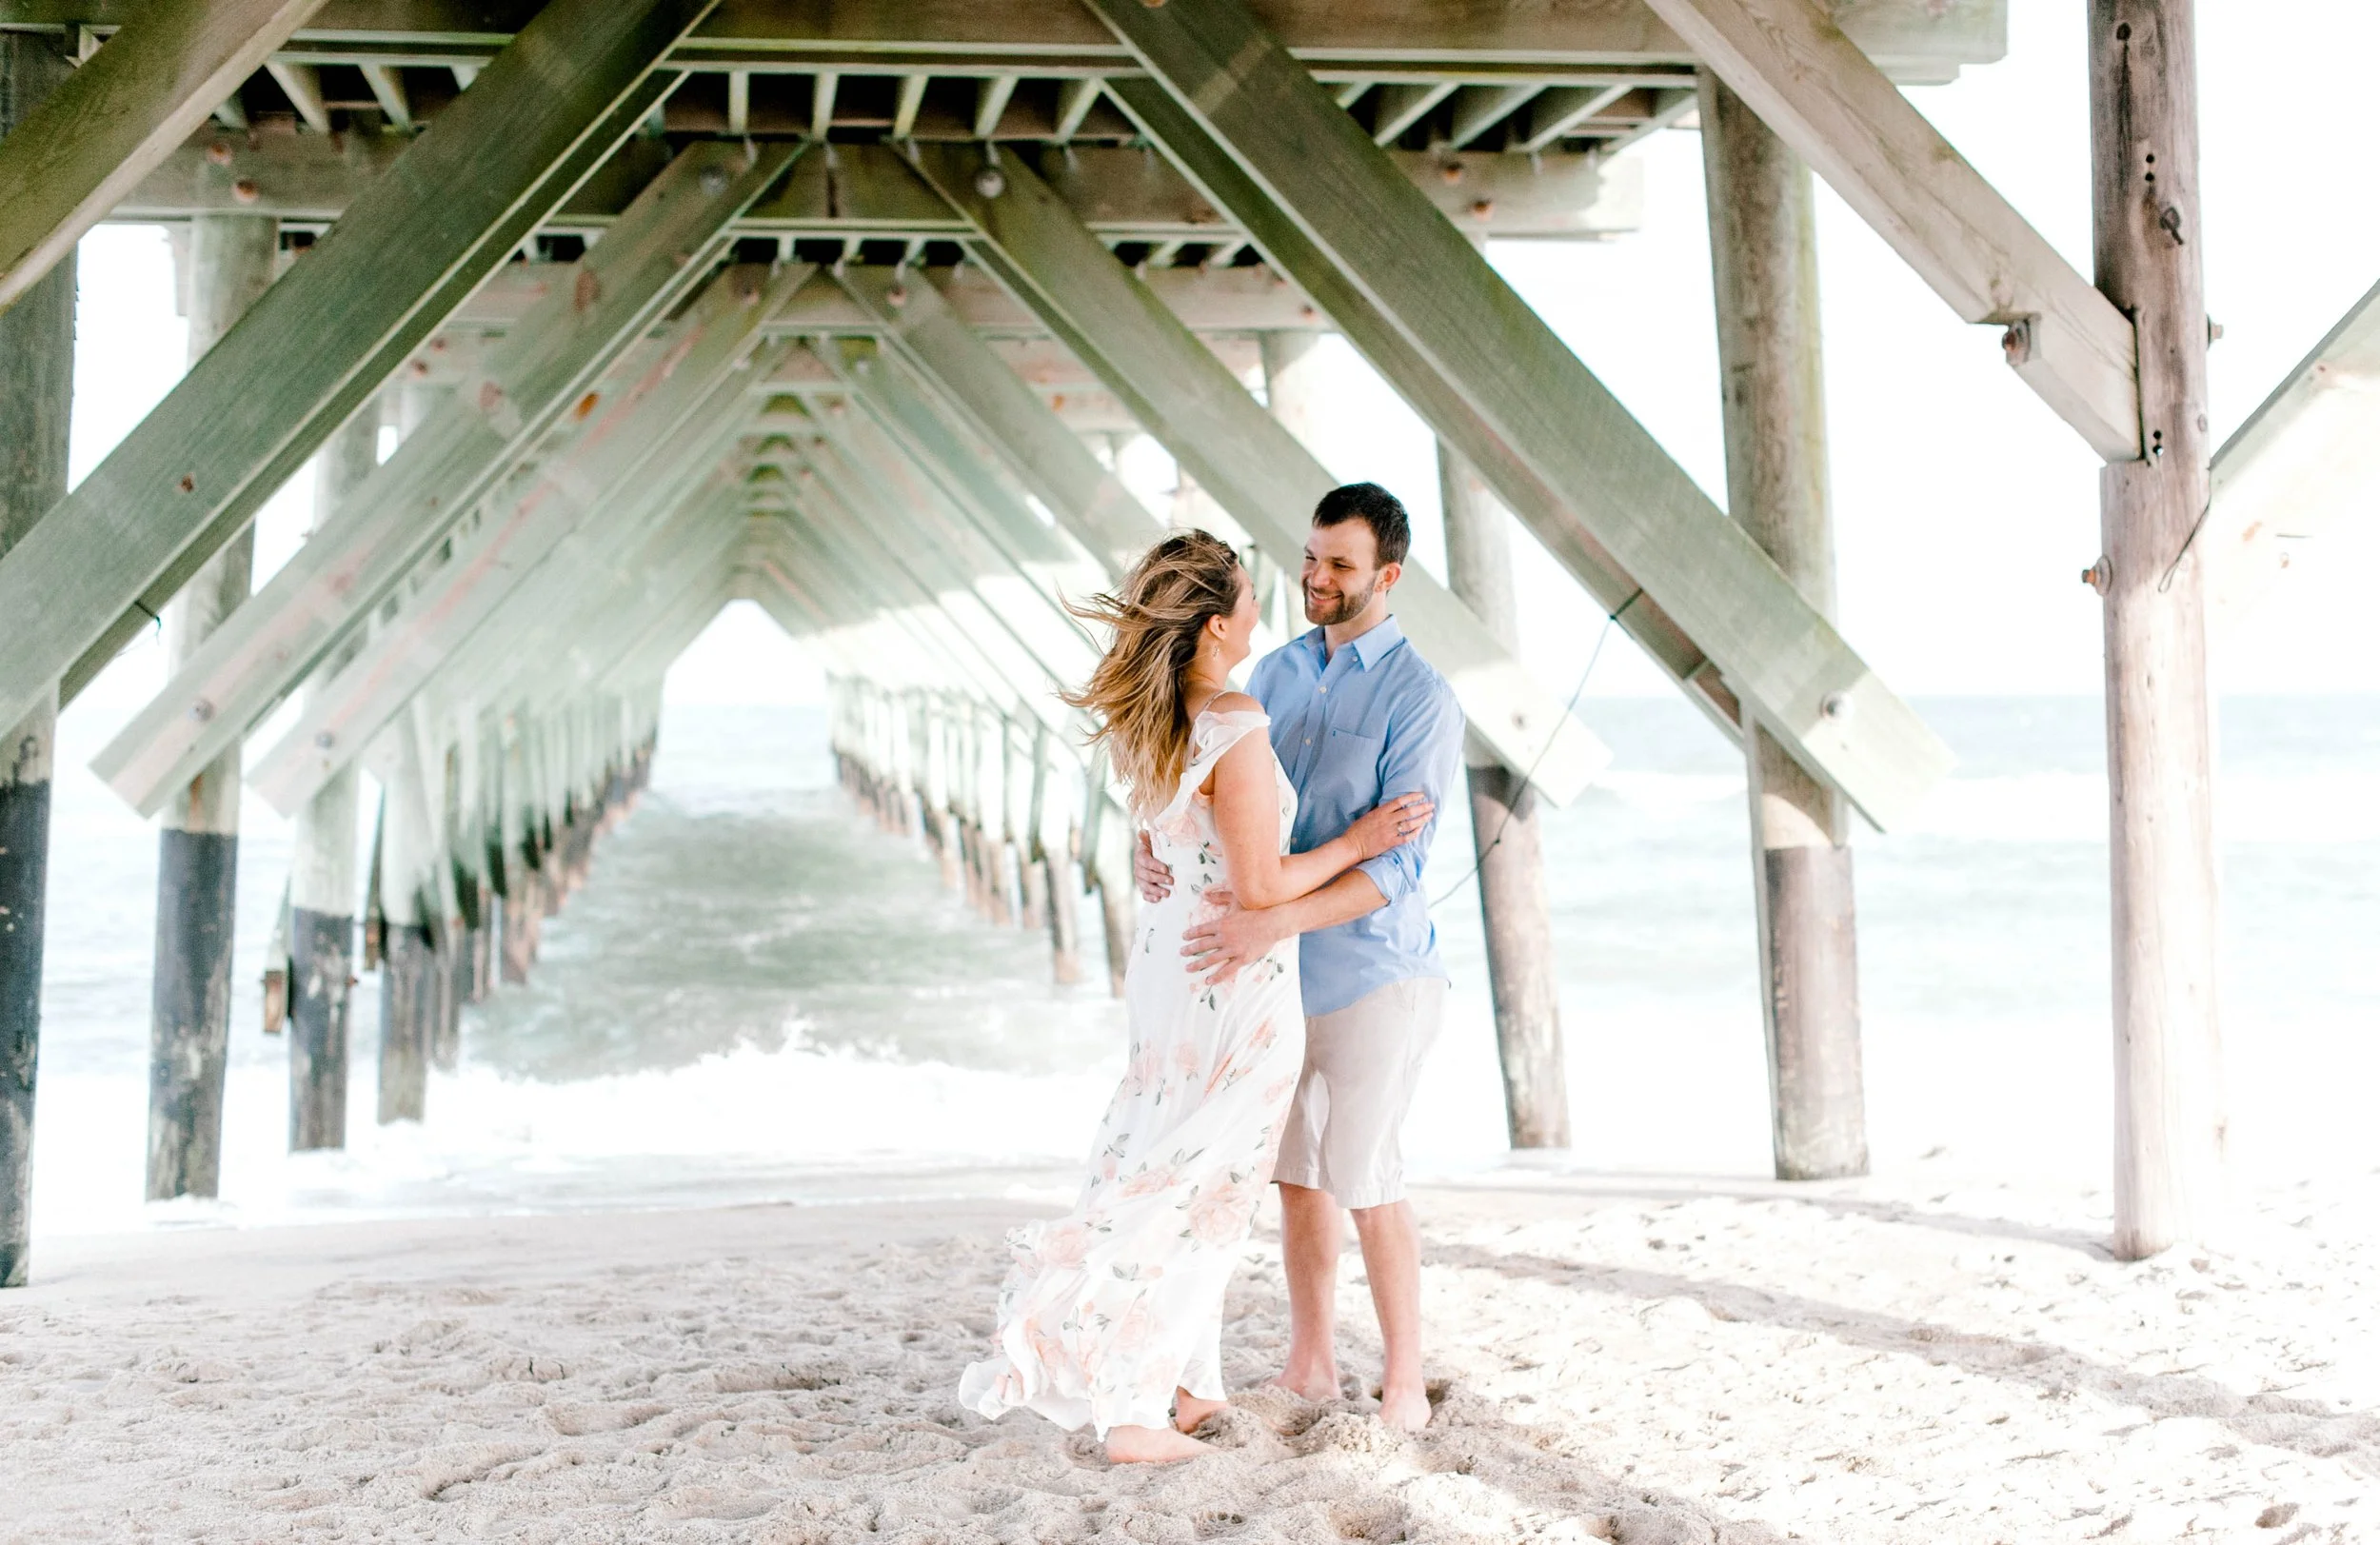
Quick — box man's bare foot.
[1105,1424,1207,1463]
[1173,1391,1228,1434]
[1263,1368,1340,1403]
[1377,1382,1431,1432]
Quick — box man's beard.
[1304,579,1377,626]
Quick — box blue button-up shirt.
[1247,615,1465,1018]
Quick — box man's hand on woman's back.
[1135,832,1175,903]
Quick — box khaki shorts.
[1272,976,1447,1211]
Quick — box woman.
[957,531,1432,1464]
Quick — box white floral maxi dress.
[958,709,1306,1436]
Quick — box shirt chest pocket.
[1314,724,1385,809]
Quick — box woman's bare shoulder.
[1203,690,1263,718]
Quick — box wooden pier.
[0,0,2302,1281]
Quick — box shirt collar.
[1297,614,1404,671]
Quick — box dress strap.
[1153,708,1271,824]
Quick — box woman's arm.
[1204,699,1426,910]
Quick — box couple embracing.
[958,483,1465,1463]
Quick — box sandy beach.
[5,1161,2372,1543]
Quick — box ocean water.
[24,694,2380,1238]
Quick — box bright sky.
[64,3,2380,721]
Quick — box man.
[1135,482,1463,1432]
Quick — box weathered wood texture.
[147,210,277,1204]
[2090,0,2223,1259]
[0,0,715,736]
[117,133,1636,244]
[906,141,1612,806]
[0,0,2008,82]
[2201,275,2380,631]
[287,402,380,1154]
[0,0,323,313]
[1089,20,1948,830]
[1701,73,1867,1181]
[0,30,72,1289]
[834,265,1158,575]
[1437,445,1570,1149]
[248,267,804,815]
[1640,0,2136,461]
[94,140,802,817]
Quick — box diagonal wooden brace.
[1633,0,2140,462]
[0,0,722,737]
[1081,0,1952,829]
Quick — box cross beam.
[1636,0,2140,462]
[247,267,802,815]
[91,147,803,818]
[0,0,721,736]
[2204,273,2380,632]
[0,0,324,313]
[903,143,1612,807]
[1082,0,1950,828]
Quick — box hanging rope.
[1429,588,1641,906]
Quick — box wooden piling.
[0,28,73,1290]
[148,210,277,1201]
[286,401,380,1152]
[1699,73,1869,1182]
[1438,445,1572,1149]
[2089,0,2224,1258]
[374,726,436,1123]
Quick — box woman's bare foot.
[1173,1389,1228,1434]
[1377,1381,1432,1432]
[1105,1423,1208,1463]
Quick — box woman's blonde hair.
[1063,530,1245,813]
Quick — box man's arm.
[1180,868,1384,979]
[1345,672,1465,912]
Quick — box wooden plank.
[0,0,722,735]
[265,59,332,133]
[113,133,1639,243]
[93,145,802,818]
[2204,275,2380,632]
[1637,0,2139,462]
[1087,21,1951,829]
[0,0,325,314]
[247,270,803,813]
[0,0,2010,81]
[834,262,1158,573]
[2090,0,2221,1260]
[905,142,1611,807]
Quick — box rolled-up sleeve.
[1352,671,1464,905]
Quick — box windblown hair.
[1063,530,1244,815]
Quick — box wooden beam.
[1637,0,2139,462]
[0,0,325,315]
[724,66,748,132]
[2090,0,2221,1260]
[1512,82,1634,153]
[905,141,1612,806]
[265,58,333,133]
[2204,276,2380,632]
[92,147,803,817]
[1701,70,1866,1180]
[114,132,1640,241]
[0,0,716,736]
[891,71,927,137]
[249,275,801,814]
[1090,23,1950,829]
[358,61,412,128]
[1052,76,1101,142]
[972,74,1017,138]
[833,261,1157,573]
[1444,83,1537,148]
[808,69,835,138]
[1368,80,1453,144]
